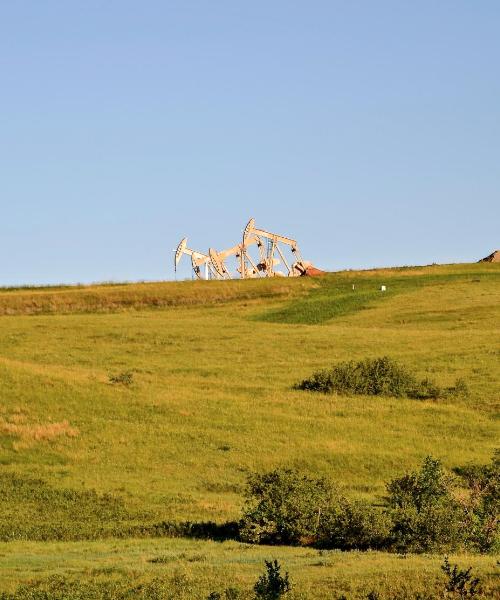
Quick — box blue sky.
[1,1,499,285]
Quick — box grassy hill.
[0,263,498,598]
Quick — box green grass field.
[0,263,498,598]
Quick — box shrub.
[454,449,499,552]
[408,377,469,400]
[254,560,291,599]
[317,498,392,551]
[109,371,134,385]
[441,557,481,598]
[386,457,466,552]
[240,468,340,545]
[386,456,452,510]
[390,502,466,553]
[296,357,468,401]
[407,378,441,400]
[445,378,470,398]
[295,356,416,396]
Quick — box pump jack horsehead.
[174,218,319,280]
[174,238,221,280]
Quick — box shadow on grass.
[128,520,240,542]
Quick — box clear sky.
[1,1,499,285]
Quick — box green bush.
[454,450,499,553]
[254,560,291,599]
[406,378,441,400]
[296,356,467,401]
[386,456,452,510]
[240,468,340,545]
[390,503,466,554]
[407,377,470,401]
[317,498,392,551]
[296,357,417,396]
[386,457,466,552]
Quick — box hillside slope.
[0,263,498,596]
[0,263,498,516]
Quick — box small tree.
[441,557,481,598]
[386,457,466,552]
[240,468,340,545]
[455,449,500,552]
[254,560,291,599]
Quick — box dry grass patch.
[0,415,78,448]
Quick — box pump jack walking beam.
[208,233,263,279]
[243,218,306,277]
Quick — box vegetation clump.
[240,452,499,554]
[240,468,390,550]
[441,556,481,598]
[240,468,339,546]
[254,560,292,599]
[386,456,466,553]
[108,370,134,385]
[295,356,468,400]
[453,449,500,553]
[206,590,241,600]
[3,452,497,555]
[316,497,392,551]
